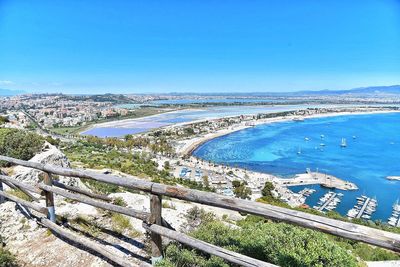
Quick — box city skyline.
[1,0,400,94]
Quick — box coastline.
[179,108,400,156]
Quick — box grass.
[71,215,102,238]
[6,189,32,202]
[0,247,17,267]
[162,201,176,210]
[111,213,132,234]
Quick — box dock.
[317,193,337,211]
[356,198,371,219]
[277,172,358,191]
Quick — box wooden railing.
[1,155,400,266]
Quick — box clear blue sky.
[0,0,399,94]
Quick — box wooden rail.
[1,155,400,266]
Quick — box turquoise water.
[193,113,400,221]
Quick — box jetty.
[347,196,377,220]
[356,197,371,219]
[317,192,337,211]
[388,202,400,227]
[277,171,358,191]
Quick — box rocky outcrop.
[10,142,86,189]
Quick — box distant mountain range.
[2,85,400,97]
[293,85,400,96]
[168,85,400,96]
[0,88,25,96]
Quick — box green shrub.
[0,128,44,165]
[162,220,359,267]
[0,247,17,267]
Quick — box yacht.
[340,138,347,147]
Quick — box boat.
[320,134,325,139]
[340,138,347,147]
[320,143,325,146]
[297,147,301,155]
[352,136,356,139]
[304,137,310,141]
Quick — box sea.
[193,112,400,221]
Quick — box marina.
[313,191,343,212]
[193,112,400,221]
[347,196,377,220]
[388,201,400,227]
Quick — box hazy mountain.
[294,85,400,96]
[0,88,25,96]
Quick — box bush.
[161,219,359,267]
[0,247,17,267]
[0,128,44,165]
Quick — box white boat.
[340,138,347,147]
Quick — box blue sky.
[0,0,399,94]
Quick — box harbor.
[277,170,358,191]
[313,191,343,212]
[388,201,400,227]
[347,196,377,220]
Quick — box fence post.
[150,194,163,265]
[43,172,56,222]
[0,180,4,204]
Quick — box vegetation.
[6,189,32,202]
[0,235,17,267]
[63,140,214,194]
[0,248,17,267]
[232,180,251,200]
[159,208,360,267]
[0,128,44,166]
[110,213,132,234]
[0,117,9,125]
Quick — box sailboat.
[340,138,347,147]
[297,147,302,155]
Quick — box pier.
[277,172,358,191]
[356,198,371,219]
[317,193,337,211]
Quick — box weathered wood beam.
[40,218,146,267]
[143,223,276,267]
[0,190,47,215]
[151,183,400,252]
[39,183,149,221]
[149,195,163,265]
[0,180,4,204]
[0,174,42,194]
[0,155,153,192]
[3,155,400,252]
[43,172,56,222]
[52,180,112,202]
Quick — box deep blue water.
[193,113,400,221]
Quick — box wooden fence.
[1,154,400,266]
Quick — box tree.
[232,180,251,199]
[163,161,170,171]
[262,181,275,198]
[202,175,209,187]
[0,129,44,165]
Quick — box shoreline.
[179,108,400,156]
